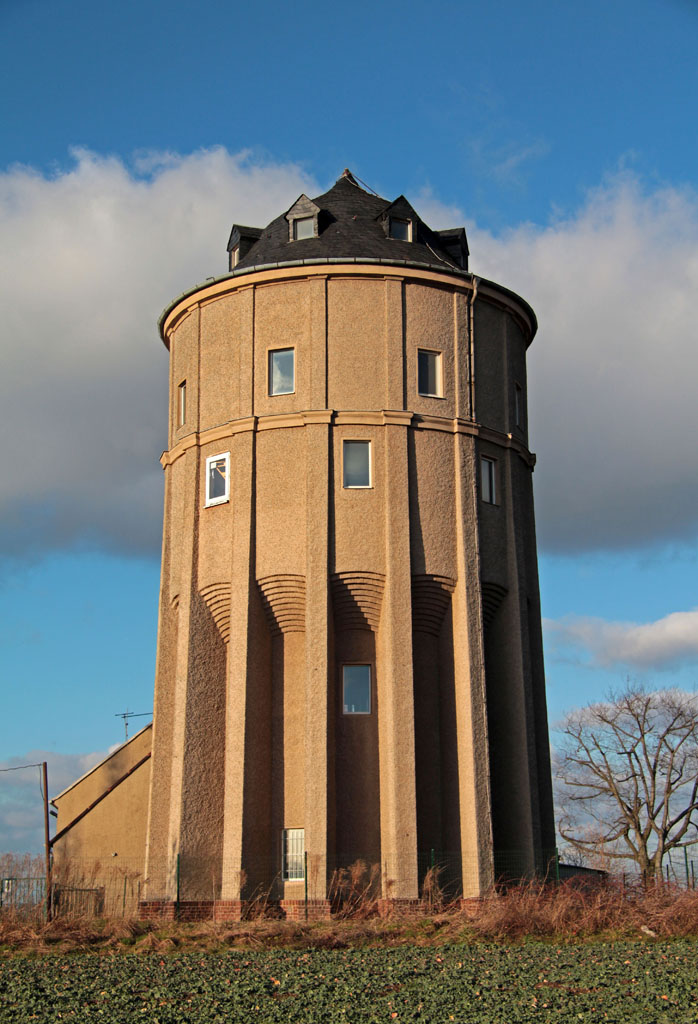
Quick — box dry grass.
[2,878,698,954]
[462,878,698,940]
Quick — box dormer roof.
[230,170,469,275]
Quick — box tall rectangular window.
[343,665,371,714]
[178,381,186,426]
[205,453,230,507]
[268,348,295,396]
[417,349,441,397]
[343,440,371,488]
[281,828,305,880]
[481,456,496,504]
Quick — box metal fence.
[2,848,696,922]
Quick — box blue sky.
[2,0,698,852]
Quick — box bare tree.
[556,686,698,881]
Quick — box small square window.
[481,456,496,504]
[343,440,371,488]
[281,828,305,880]
[389,217,411,241]
[293,217,315,240]
[417,350,442,397]
[177,381,186,426]
[269,348,295,396]
[205,453,230,507]
[343,665,371,714]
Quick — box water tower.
[142,170,555,919]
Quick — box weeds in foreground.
[2,878,698,954]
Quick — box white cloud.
[2,152,698,557]
[469,174,698,552]
[546,608,698,671]
[0,147,317,556]
[0,749,108,853]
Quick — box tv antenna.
[115,709,152,741]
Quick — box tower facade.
[143,171,555,917]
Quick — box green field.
[2,942,697,1023]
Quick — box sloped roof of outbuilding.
[232,170,468,274]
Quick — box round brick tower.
[142,170,555,919]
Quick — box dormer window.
[285,194,321,242]
[389,217,412,241]
[293,217,315,240]
[230,244,240,267]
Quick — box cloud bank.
[546,608,698,671]
[0,148,317,557]
[469,176,698,552]
[1,149,697,557]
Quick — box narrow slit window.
[514,382,523,428]
[343,665,371,715]
[268,348,295,396]
[293,217,314,240]
[418,350,441,397]
[178,381,186,426]
[481,456,496,504]
[281,828,305,880]
[343,440,371,488]
[205,453,230,507]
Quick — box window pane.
[269,349,295,395]
[294,217,314,240]
[481,457,495,504]
[343,665,371,714]
[283,828,305,880]
[178,381,186,426]
[389,218,410,240]
[418,350,439,396]
[207,456,228,503]
[343,441,370,487]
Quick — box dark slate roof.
[231,171,469,274]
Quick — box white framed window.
[343,665,371,715]
[481,456,496,505]
[205,453,230,507]
[342,440,371,488]
[514,382,523,428]
[177,380,186,426]
[281,828,305,880]
[417,349,442,397]
[268,348,295,396]
[293,216,315,240]
[230,244,240,267]
[389,217,411,241]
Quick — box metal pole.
[175,853,180,919]
[304,851,308,922]
[684,847,690,889]
[42,762,52,922]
